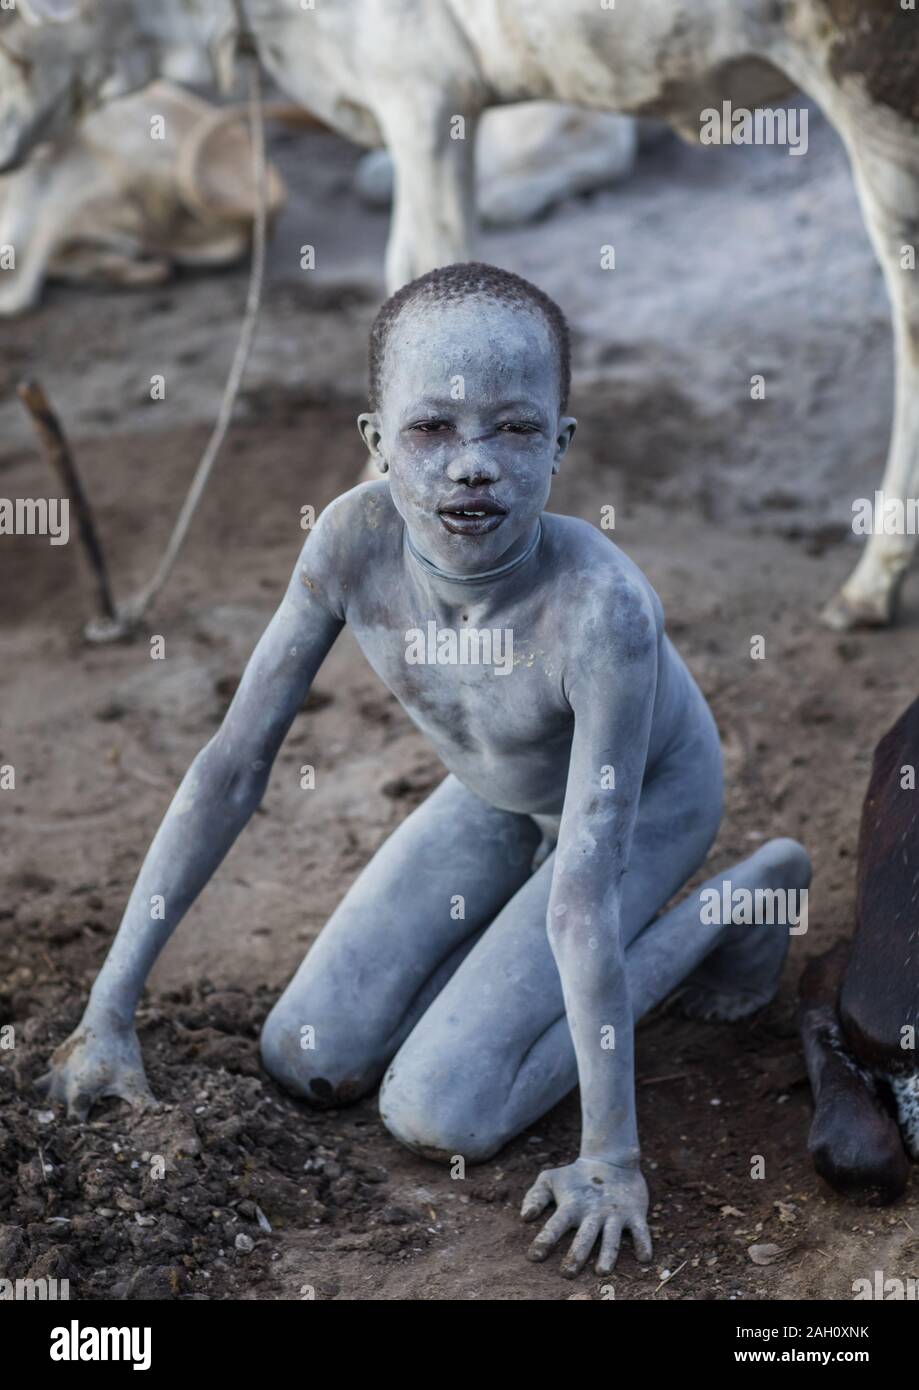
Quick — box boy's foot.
[680,921,790,1020]
[680,838,808,1021]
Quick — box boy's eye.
[498,421,538,435]
[410,419,451,434]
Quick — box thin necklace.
[405,519,542,585]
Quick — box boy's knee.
[259,1006,375,1107]
[378,1057,502,1165]
[759,837,812,892]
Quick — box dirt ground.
[2,109,919,1302]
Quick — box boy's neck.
[404,518,543,588]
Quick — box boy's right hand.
[35,1014,156,1121]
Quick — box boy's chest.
[349,598,573,756]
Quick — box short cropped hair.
[368,261,571,413]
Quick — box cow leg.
[0,154,70,315]
[798,943,909,1203]
[48,247,172,287]
[0,140,110,316]
[356,96,479,480]
[822,130,919,629]
[838,694,919,1161]
[376,98,480,291]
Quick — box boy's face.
[358,298,576,573]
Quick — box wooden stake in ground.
[16,378,118,623]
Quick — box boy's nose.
[446,449,498,486]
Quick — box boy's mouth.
[437,496,507,536]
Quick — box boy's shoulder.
[543,512,663,614]
[315,478,400,542]
[297,481,400,618]
[542,514,661,681]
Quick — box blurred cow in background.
[0,80,286,316]
[0,0,917,631]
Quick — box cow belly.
[455,0,794,120]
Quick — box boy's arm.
[522,578,658,1277]
[37,523,345,1118]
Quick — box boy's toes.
[118,1080,158,1112]
[68,1089,96,1123]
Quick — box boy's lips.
[437,496,507,536]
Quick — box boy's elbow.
[545,897,624,966]
[546,900,596,948]
[194,738,269,816]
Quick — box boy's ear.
[552,416,577,474]
[357,412,388,473]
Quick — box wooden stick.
[16,379,118,622]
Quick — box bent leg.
[259,774,540,1104]
[380,836,810,1163]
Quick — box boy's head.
[358,263,577,574]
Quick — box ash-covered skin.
[39,282,810,1278]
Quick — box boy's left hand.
[521,1156,653,1278]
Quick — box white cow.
[0,80,286,316]
[1,0,917,630]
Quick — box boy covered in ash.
[40,263,810,1278]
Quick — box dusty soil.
[2,110,918,1301]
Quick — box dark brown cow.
[799,696,919,1202]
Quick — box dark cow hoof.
[807,1050,909,1204]
[799,947,910,1204]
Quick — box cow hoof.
[808,1062,909,1204]
[820,588,894,631]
